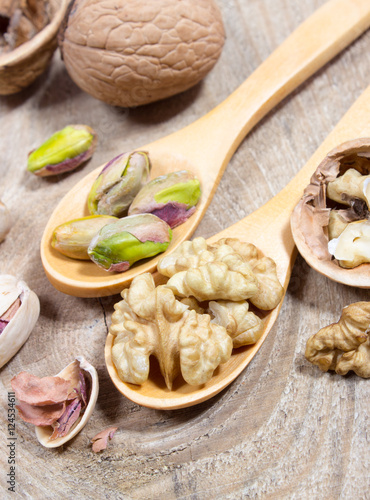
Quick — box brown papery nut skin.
[58,0,225,107]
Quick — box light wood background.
[1,0,369,498]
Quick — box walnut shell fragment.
[58,0,225,107]
[0,0,71,95]
[291,138,370,287]
[305,302,370,378]
[110,273,232,390]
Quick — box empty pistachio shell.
[27,125,97,177]
[88,151,151,217]
[128,170,201,228]
[52,215,118,260]
[88,214,172,272]
[0,200,11,242]
[0,275,40,368]
[34,356,99,448]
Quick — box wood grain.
[1,0,369,498]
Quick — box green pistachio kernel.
[88,214,172,272]
[27,125,97,177]
[154,179,201,206]
[52,215,117,260]
[87,151,150,217]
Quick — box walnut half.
[110,273,232,390]
[305,302,370,378]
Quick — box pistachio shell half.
[52,215,118,260]
[35,356,99,448]
[0,200,11,242]
[88,151,150,217]
[128,170,201,228]
[88,214,172,272]
[27,125,97,177]
[0,275,40,368]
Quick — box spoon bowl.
[105,84,370,410]
[41,0,370,297]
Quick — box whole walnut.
[59,0,225,107]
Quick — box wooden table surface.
[1,0,369,498]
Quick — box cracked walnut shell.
[110,273,232,390]
[291,138,370,281]
[0,0,71,95]
[305,302,370,378]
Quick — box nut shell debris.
[291,138,370,286]
[0,274,40,368]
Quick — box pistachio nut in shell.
[12,356,99,448]
[0,275,40,368]
[0,200,11,242]
[27,124,97,177]
[88,214,172,272]
[128,170,201,228]
[52,215,118,260]
[88,151,150,217]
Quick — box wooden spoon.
[40,0,370,298]
[105,85,370,410]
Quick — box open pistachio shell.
[35,356,99,448]
[0,275,40,368]
[0,200,11,242]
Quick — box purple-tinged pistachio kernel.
[27,125,97,177]
[88,151,151,217]
[128,170,201,228]
[88,214,172,272]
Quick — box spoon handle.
[165,0,370,172]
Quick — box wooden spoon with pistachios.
[41,0,370,298]
[105,84,370,410]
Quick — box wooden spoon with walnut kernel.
[41,0,370,298]
[104,84,370,410]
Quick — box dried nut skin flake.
[12,357,99,447]
[88,151,151,217]
[0,274,39,368]
[305,302,370,378]
[91,426,117,453]
[110,273,232,390]
[291,138,370,270]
